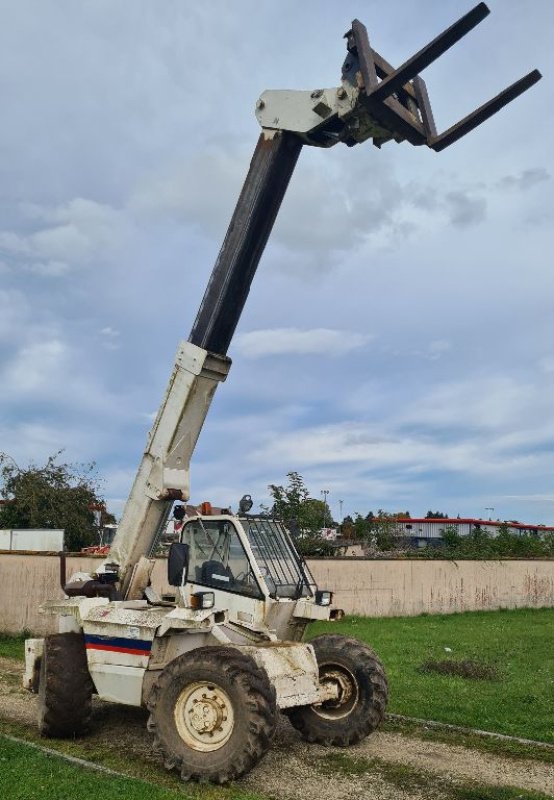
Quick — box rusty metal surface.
[413,75,437,139]
[302,4,542,152]
[350,19,378,93]
[349,4,541,151]
[188,132,302,356]
[429,69,542,152]
[367,3,490,104]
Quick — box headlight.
[190,591,215,610]
[315,590,333,606]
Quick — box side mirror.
[168,542,190,587]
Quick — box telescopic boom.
[107,5,541,593]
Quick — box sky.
[0,0,553,526]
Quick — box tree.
[369,510,403,551]
[440,524,461,549]
[340,514,355,539]
[267,472,309,529]
[345,510,403,552]
[0,452,111,551]
[266,472,336,557]
[267,472,333,534]
[426,510,449,519]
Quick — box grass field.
[2,608,552,744]
[0,632,27,660]
[0,736,265,800]
[310,607,554,743]
[1,611,553,800]
[0,737,188,800]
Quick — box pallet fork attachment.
[255,3,541,152]
[348,4,541,151]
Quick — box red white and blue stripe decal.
[84,634,152,657]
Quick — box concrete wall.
[307,558,554,617]
[0,552,552,635]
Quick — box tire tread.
[287,633,388,746]
[38,632,94,738]
[147,646,276,783]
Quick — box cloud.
[426,339,451,360]
[538,356,554,374]
[235,328,371,358]
[497,168,550,191]
[0,198,131,276]
[130,142,248,237]
[445,190,487,228]
[402,339,452,361]
[25,260,70,277]
[400,374,536,432]
[0,0,552,527]
[0,289,32,344]
[3,339,68,394]
[99,326,121,350]
[247,419,536,479]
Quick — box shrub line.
[386,714,554,749]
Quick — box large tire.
[146,646,277,784]
[38,632,94,738]
[286,633,388,746]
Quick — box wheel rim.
[314,662,359,719]
[174,681,235,752]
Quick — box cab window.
[182,519,263,599]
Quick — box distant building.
[394,518,554,548]
[0,529,64,551]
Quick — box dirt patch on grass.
[1,655,552,799]
[419,659,502,681]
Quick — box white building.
[0,528,64,551]
[394,518,554,546]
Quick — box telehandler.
[23,6,540,784]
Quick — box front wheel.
[146,646,277,783]
[286,633,388,746]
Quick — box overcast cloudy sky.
[1,1,553,525]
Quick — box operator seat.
[201,560,234,589]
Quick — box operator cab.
[180,514,316,602]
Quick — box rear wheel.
[38,632,94,738]
[147,646,277,783]
[286,633,388,746]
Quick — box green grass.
[0,720,264,800]
[0,632,27,661]
[310,608,554,743]
[0,736,193,800]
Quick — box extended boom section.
[110,343,230,592]
[189,132,303,356]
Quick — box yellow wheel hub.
[174,681,235,752]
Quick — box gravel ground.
[1,656,552,799]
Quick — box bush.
[409,524,554,559]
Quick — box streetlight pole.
[484,507,495,520]
[339,499,343,521]
[321,489,329,529]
